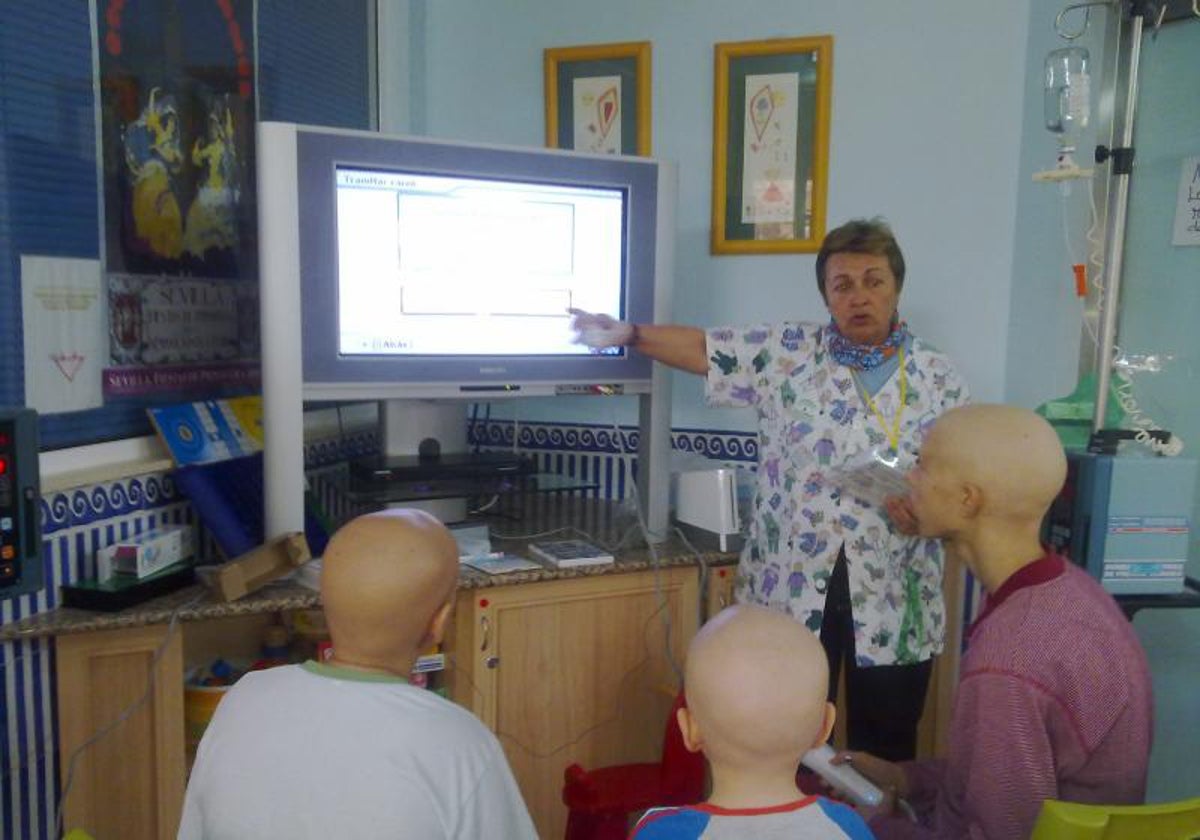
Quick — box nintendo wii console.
[671,462,750,552]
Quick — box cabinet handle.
[480,615,490,651]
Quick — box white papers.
[573,75,622,155]
[1172,156,1200,247]
[832,457,909,510]
[741,72,799,224]
[21,255,105,413]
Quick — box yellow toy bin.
[184,665,242,767]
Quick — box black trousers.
[818,548,933,762]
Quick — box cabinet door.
[455,567,699,840]
[705,563,738,619]
[56,624,184,840]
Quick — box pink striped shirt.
[871,554,1153,840]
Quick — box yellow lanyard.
[852,348,907,452]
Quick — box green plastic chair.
[1030,798,1200,840]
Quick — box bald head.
[320,509,459,672]
[924,404,1067,522]
[684,605,831,770]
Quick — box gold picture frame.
[544,41,651,156]
[711,36,833,254]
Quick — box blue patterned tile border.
[468,419,758,465]
[466,420,758,503]
[41,472,180,536]
[303,428,378,469]
[37,427,378,539]
[671,426,758,464]
[469,419,637,454]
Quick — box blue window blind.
[257,0,376,129]
[0,1,374,450]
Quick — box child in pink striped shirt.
[850,404,1152,840]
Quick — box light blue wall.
[382,0,1030,430]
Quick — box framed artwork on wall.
[544,41,651,156]
[711,35,833,254]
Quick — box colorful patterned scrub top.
[706,321,969,666]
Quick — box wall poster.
[96,0,260,400]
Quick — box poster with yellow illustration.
[96,0,260,400]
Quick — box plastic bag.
[829,447,909,509]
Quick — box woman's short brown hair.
[815,218,906,300]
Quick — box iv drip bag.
[1045,47,1090,136]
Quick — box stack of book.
[528,539,614,569]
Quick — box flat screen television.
[262,122,672,400]
[257,123,676,535]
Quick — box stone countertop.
[1,500,738,642]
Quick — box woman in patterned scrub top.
[570,218,969,760]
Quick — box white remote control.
[801,744,884,807]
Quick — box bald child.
[854,405,1153,839]
[178,509,536,840]
[631,604,874,838]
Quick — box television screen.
[334,165,625,358]
[264,124,670,400]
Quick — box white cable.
[468,494,501,515]
[1111,367,1184,455]
[1075,164,1179,457]
[608,407,682,685]
[1082,178,1106,348]
[1060,189,1081,268]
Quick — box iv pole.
[1091,1,1148,431]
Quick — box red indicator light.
[0,457,7,476]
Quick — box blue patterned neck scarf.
[826,316,908,370]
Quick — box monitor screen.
[268,124,671,400]
[334,166,625,358]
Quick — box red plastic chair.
[562,691,707,840]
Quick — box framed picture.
[711,36,833,254]
[544,41,651,156]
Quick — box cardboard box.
[98,525,195,580]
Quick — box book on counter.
[527,539,614,569]
[461,553,543,575]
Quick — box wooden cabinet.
[56,624,185,840]
[46,561,961,840]
[705,563,737,619]
[449,567,700,840]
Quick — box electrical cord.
[1112,367,1184,455]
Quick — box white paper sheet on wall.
[572,75,622,155]
[741,72,799,225]
[21,254,105,414]
[1172,156,1200,247]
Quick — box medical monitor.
[263,123,669,400]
